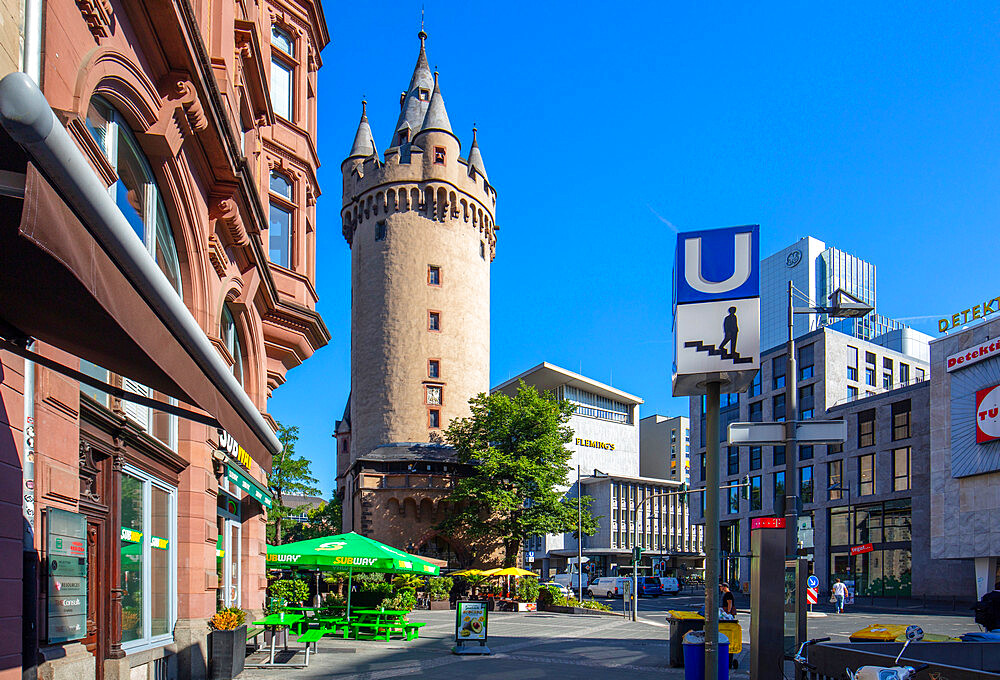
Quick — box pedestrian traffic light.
[679,482,687,507]
[741,475,750,501]
[632,546,642,561]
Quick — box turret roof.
[348,100,376,159]
[418,71,454,136]
[467,127,487,181]
[392,30,434,144]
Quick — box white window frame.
[121,464,178,655]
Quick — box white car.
[658,577,681,595]
[587,577,629,598]
[540,581,571,597]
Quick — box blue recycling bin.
[682,631,729,680]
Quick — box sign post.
[806,574,819,612]
[674,224,760,680]
[453,600,491,655]
[46,508,88,643]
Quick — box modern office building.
[929,315,1000,598]
[761,237,909,352]
[0,2,330,680]
[687,326,956,594]
[640,415,691,482]
[336,30,498,567]
[494,364,704,579]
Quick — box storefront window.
[829,506,850,546]
[120,467,176,652]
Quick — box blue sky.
[270,1,1000,496]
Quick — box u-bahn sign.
[673,225,761,397]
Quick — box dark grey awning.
[0,72,281,463]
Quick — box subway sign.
[939,295,1000,332]
[218,429,253,470]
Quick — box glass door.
[224,519,241,608]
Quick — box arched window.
[220,304,244,386]
[85,96,183,297]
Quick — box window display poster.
[47,508,88,644]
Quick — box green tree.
[281,496,343,543]
[438,382,599,566]
[268,423,320,545]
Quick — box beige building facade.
[337,31,497,567]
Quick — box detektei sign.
[672,224,760,397]
[938,295,1000,332]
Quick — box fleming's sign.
[946,340,1000,372]
[574,437,615,450]
[939,296,1000,332]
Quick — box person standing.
[832,578,849,614]
[975,582,1000,631]
[720,581,736,617]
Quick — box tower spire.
[348,99,377,159]
[392,30,433,146]
[467,125,488,181]
[418,70,453,136]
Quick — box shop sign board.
[46,508,88,643]
[751,517,785,530]
[976,385,1000,444]
[946,339,1000,372]
[938,295,1000,333]
[453,600,490,655]
[672,225,760,397]
[850,543,874,556]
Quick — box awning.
[0,72,281,464]
[226,464,273,508]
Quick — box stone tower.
[336,31,497,559]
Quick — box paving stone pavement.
[241,609,750,679]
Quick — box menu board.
[47,509,88,644]
[452,600,490,654]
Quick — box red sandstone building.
[0,2,329,680]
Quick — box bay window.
[271,26,295,120]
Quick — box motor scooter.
[845,625,931,680]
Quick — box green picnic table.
[250,613,303,664]
[348,609,424,641]
[284,606,320,633]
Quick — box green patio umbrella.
[266,532,440,618]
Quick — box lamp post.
[785,285,873,558]
[576,466,609,602]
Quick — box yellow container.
[850,624,908,642]
[668,610,704,620]
[719,621,742,654]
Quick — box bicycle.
[783,636,830,679]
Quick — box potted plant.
[268,578,309,608]
[427,576,453,610]
[208,607,246,680]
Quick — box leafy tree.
[268,423,320,545]
[438,382,599,566]
[280,496,343,544]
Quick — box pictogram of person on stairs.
[720,306,739,357]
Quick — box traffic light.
[741,475,750,501]
[679,482,687,507]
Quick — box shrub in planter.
[269,578,309,607]
[381,590,417,612]
[517,577,540,602]
[208,607,247,680]
[537,584,560,607]
[427,577,453,609]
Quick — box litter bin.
[682,631,729,680]
[849,624,907,642]
[667,611,706,667]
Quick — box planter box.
[539,603,617,616]
[209,625,246,680]
[428,599,451,610]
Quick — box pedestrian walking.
[832,578,849,614]
[974,581,1000,631]
[719,581,736,617]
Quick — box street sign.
[526,551,534,563]
[850,543,874,556]
[807,575,819,589]
[806,587,818,605]
[672,224,761,397]
[727,420,848,445]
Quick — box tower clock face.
[786,250,802,268]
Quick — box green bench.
[349,621,426,641]
[246,626,266,651]
[296,628,333,665]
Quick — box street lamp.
[785,285,872,558]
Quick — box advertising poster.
[453,600,491,654]
[47,508,88,644]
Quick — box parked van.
[637,576,662,597]
[551,572,584,591]
[658,577,681,595]
[587,577,628,598]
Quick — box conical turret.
[466,126,487,181]
[347,100,377,159]
[391,30,434,146]
[417,71,454,137]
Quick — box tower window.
[428,311,440,331]
[434,147,446,164]
[428,265,441,285]
[426,386,442,405]
[428,359,440,379]
[419,88,430,101]
[375,220,387,241]
[480,241,486,260]
[429,409,440,429]
[399,129,409,143]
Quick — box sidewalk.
[240,609,751,680]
